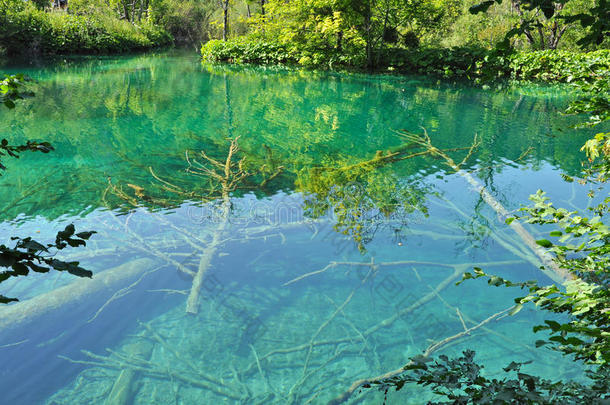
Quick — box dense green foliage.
[509,49,610,82]
[203,38,610,82]
[200,0,607,70]
[1,0,606,58]
[378,350,609,403]
[147,0,214,44]
[469,0,609,48]
[0,0,243,55]
[202,38,295,64]
[0,0,171,54]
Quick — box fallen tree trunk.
[400,130,572,283]
[0,257,155,332]
[184,138,239,315]
[104,339,154,405]
[185,191,230,314]
[451,157,571,282]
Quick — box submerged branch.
[330,306,515,404]
[284,259,524,286]
[399,129,572,283]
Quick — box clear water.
[0,51,605,404]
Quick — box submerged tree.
[104,135,286,314]
[338,25,610,404]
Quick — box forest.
[0,0,609,403]
[0,0,607,59]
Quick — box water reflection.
[0,51,602,404]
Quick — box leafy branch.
[0,74,53,174]
[0,73,33,109]
[1,72,95,304]
[0,138,54,174]
[377,350,609,404]
[0,225,96,304]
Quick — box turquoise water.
[0,51,604,404]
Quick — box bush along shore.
[0,0,171,55]
[202,38,609,84]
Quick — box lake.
[0,50,603,404]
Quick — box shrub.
[202,38,297,65]
[0,1,172,55]
[398,46,509,79]
[509,50,610,83]
[200,34,610,87]
[201,33,367,68]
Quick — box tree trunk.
[511,0,535,47]
[260,0,265,33]
[131,0,136,24]
[0,258,155,333]
[548,3,567,49]
[376,6,390,67]
[364,1,372,69]
[549,25,567,49]
[223,2,229,41]
[123,0,130,22]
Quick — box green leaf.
[65,263,93,278]
[503,361,522,372]
[76,231,96,240]
[488,276,504,286]
[541,3,555,19]
[536,239,553,248]
[0,295,18,304]
[22,240,48,252]
[533,325,549,333]
[57,224,76,239]
[410,354,433,364]
[0,253,16,267]
[544,320,561,331]
[26,262,49,273]
[66,238,86,248]
[11,262,29,275]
